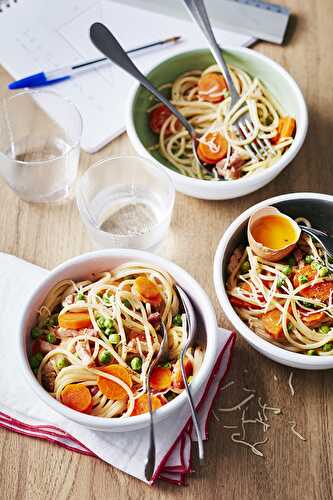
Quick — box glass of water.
[0,89,82,203]
[76,155,175,251]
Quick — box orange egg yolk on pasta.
[251,215,299,250]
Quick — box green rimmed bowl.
[126,48,308,200]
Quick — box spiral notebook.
[0,0,254,153]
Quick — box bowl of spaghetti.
[214,193,333,369]
[18,249,218,431]
[126,48,307,200]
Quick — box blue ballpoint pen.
[8,35,181,90]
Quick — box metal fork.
[144,321,169,481]
[299,225,333,272]
[182,0,276,164]
[176,285,204,463]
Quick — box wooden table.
[0,1,332,498]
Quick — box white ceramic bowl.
[126,47,308,200]
[18,249,218,431]
[214,193,333,370]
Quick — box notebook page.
[0,0,254,153]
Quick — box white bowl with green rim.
[126,48,308,200]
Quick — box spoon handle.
[182,0,239,103]
[90,22,195,136]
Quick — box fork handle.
[182,0,239,103]
[90,22,195,137]
[299,225,333,257]
[180,348,204,462]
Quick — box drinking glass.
[0,89,82,203]
[76,155,175,251]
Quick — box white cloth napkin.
[0,253,235,485]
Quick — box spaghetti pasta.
[29,262,204,418]
[148,64,296,180]
[227,219,333,355]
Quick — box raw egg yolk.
[251,215,298,250]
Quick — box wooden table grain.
[0,1,332,498]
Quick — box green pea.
[173,314,183,326]
[30,352,44,369]
[288,256,297,266]
[104,318,114,329]
[123,299,131,308]
[161,361,171,368]
[319,325,330,334]
[77,292,85,301]
[323,343,333,352]
[46,332,57,344]
[299,275,308,284]
[131,357,142,372]
[56,357,70,370]
[281,265,292,276]
[98,349,112,365]
[277,277,285,288]
[31,327,42,339]
[109,333,121,344]
[97,317,105,329]
[319,267,329,277]
[307,349,317,356]
[103,295,111,305]
[305,255,314,264]
[311,261,322,271]
[240,261,250,273]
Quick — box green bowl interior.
[132,49,301,173]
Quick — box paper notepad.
[0,0,254,153]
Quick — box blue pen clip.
[8,72,70,90]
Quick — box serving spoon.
[176,285,204,463]
[89,22,210,175]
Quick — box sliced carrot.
[262,309,284,339]
[293,265,317,288]
[197,131,228,164]
[301,311,326,327]
[61,383,92,413]
[198,73,227,103]
[134,276,162,306]
[58,311,92,330]
[301,281,333,302]
[131,394,162,416]
[150,367,172,391]
[271,116,296,144]
[97,364,132,400]
[172,358,193,389]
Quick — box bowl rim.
[213,192,333,369]
[126,46,308,189]
[18,249,218,429]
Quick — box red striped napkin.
[0,253,235,485]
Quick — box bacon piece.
[216,152,246,180]
[148,312,161,327]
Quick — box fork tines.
[235,119,276,161]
